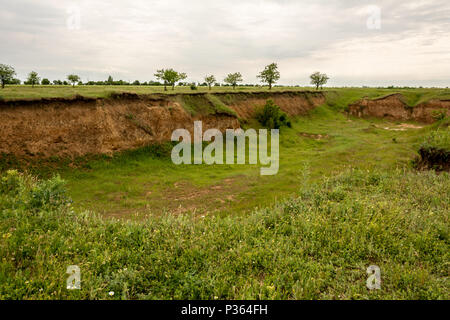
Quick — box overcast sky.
[1,0,449,87]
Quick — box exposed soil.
[217,91,326,119]
[377,123,424,131]
[298,132,330,140]
[348,94,450,123]
[0,92,325,159]
[416,147,450,172]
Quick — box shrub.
[432,109,447,122]
[254,99,291,129]
[28,175,71,211]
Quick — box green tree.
[310,72,329,90]
[224,72,243,90]
[154,69,187,91]
[41,78,50,85]
[204,75,216,90]
[27,71,40,87]
[257,63,280,90]
[0,64,16,89]
[107,75,113,85]
[67,74,80,87]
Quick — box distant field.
[0,85,311,100]
[1,85,450,106]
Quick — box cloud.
[1,0,449,86]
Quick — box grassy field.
[0,88,448,299]
[50,104,433,219]
[0,167,448,299]
[1,85,450,106]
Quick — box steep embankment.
[0,91,325,158]
[348,93,450,123]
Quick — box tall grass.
[1,169,448,299]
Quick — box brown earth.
[215,91,326,119]
[0,91,325,158]
[348,94,450,123]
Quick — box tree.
[310,72,329,90]
[224,72,243,90]
[27,71,40,87]
[257,63,280,90]
[107,75,113,85]
[0,64,16,89]
[255,99,291,129]
[154,69,187,91]
[67,74,80,87]
[204,75,216,90]
[41,78,50,85]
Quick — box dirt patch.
[298,132,330,140]
[415,147,450,172]
[348,94,450,123]
[377,123,424,131]
[216,91,326,119]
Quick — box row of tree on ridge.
[0,63,330,91]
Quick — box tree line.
[0,63,329,90]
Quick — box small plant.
[27,175,71,211]
[254,99,291,129]
[190,83,198,90]
[431,109,447,121]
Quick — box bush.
[254,99,291,129]
[0,170,71,212]
[190,84,198,91]
[432,109,447,122]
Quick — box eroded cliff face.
[0,91,325,158]
[215,91,326,119]
[348,94,450,123]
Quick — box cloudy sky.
[1,0,449,87]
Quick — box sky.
[1,0,449,87]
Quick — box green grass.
[1,85,449,105]
[0,85,312,101]
[0,168,448,299]
[39,103,426,219]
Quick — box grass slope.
[0,169,448,299]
